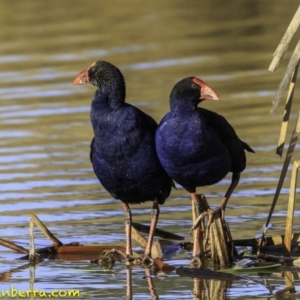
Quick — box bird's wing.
[199,107,254,172]
[199,108,254,152]
[130,104,159,134]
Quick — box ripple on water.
[0,130,32,138]
[0,2,298,299]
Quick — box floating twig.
[132,222,184,241]
[0,238,29,255]
[257,252,297,262]
[29,214,63,246]
[29,217,41,263]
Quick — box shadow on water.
[1,0,300,298]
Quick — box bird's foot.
[190,205,225,234]
[190,253,203,267]
[91,249,117,269]
[190,212,207,233]
[99,249,116,262]
[97,249,140,266]
[122,253,153,266]
[125,256,142,266]
[92,249,153,267]
[203,206,225,240]
[211,204,225,221]
[190,206,225,241]
[140,254,154,266]
[125,255,153,266]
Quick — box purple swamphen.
[155,77,254,263]
[73,61,173,264]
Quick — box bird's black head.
[170,77,219,112]
[73,61,126,106]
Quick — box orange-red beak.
[73,68,89,85]
[193,77,219,101]
[73,62,96,85]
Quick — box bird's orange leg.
[207,172,241,229]
[190,192,202,265]
[191,172,241,239]
[122,202,133,257]
[142,198,160,265]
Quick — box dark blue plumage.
[156,108,232,192]
[155,77,254,262]
[90,94,171,205]
[74,61,173,262]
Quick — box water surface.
[1,1,300,299]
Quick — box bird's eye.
[88,67,96,78]
[191,83,198,89]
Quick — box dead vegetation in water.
[0,213,299,268]
[0,213,300,298]
[1,6,300,299]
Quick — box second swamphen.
[155,77,254,262]
[73,61,173,264]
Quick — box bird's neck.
[92,87,125,110]
[170,100,198,117]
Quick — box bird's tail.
[242,141,255,153]
[157,176,175,205]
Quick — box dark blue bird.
[73,61,173,263]
[155,77,254,262]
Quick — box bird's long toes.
[91,249,120,270]
[189,212,208,234]
[124,255,142,266]
[141,254,153,266]
[212,204,225,215]
[190,254,202,267]
[123,254,154,266]
[212,204,225,220]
